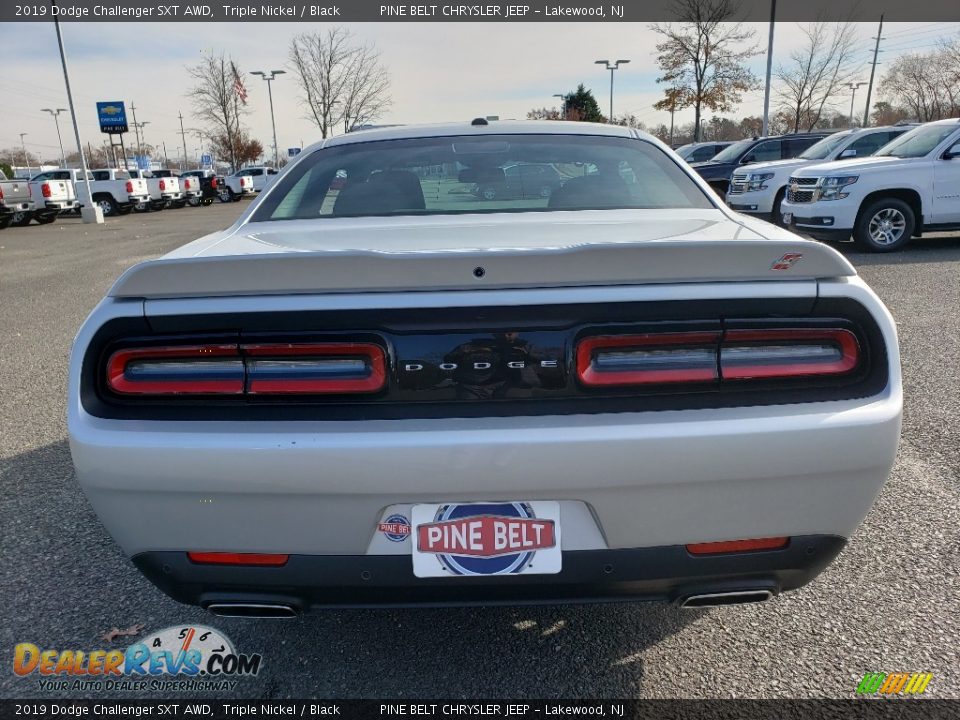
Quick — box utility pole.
[863,15,884,128]
[595,59,630,122]
[761,0,776,136]
[130,103,143,161]
[846,82,867,127]
[41,108,68,167]
[178,111,189,171]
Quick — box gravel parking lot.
[1,203,957,699]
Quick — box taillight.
[686,537,789,555]
[720,328,859,380]
[106,345,244,395]
[245,343,386,394]
[183,179,192,189]
[106,342,387,396]
[0,187,4,200]
[125,180,134,193]
[42,183,52,198]
[576,327,859,388]
[159,179,166,191]
[240,178,247,187]
[210,177,218,189]
[577,332,720,387]
[188,552,289,566]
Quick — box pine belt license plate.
[411,501,562,578]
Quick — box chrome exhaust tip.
[679,589,774,609]
[206,603,299,618]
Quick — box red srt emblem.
[771,252,803,270]
[417,515,556,558]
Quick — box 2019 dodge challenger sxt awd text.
[69,121,902,616]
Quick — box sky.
[2,19,959,165]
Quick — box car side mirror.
[838,148,857,159]
[943,143,960,160]
[740,155,756,165]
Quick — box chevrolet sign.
[96,101,128,135]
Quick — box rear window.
[251,134,713,222]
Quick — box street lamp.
[595,59,630,123]
[552,93,566,120]
[251,69,285,167]
[846,82,867,127]
[19,133,30,174]
[41,108,68,167]
[135,121,150,160]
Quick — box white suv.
[726,125,914,225]
[780,119,960,251]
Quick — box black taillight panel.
[81,297,888,421]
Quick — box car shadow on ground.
[1,440,701,699]
[825,234,960,266]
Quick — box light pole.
[552,93,566,120]
[846,82,867,127]
[251,69,285,167]
[595,59,630,123]
[19,133,30,174]
[41,108,68,167]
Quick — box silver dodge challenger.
[68,121,902,616]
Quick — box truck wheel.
[11,210,32,226]
[187,197,201,207]
[0,215,13,229]
[133,202,151,213]
[95,195,118,217]
[35,213,57,225]
[854,198,914,252]
[117,206,133,216]
[480,186,497,201]
[219,188,234,203]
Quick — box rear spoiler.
[109,239,855,299]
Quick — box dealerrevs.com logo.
[13,625,262,692]
[856,672,933,696]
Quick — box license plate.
[782,212,793,224]
[411,501,561,577]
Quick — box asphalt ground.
[0,202,958,699]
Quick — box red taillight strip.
[686,537,789,555]
[106,345,244,395]
[187,552,289,566]
[576,332,720,387]
[244,342,387,394]
[720,328,860,380]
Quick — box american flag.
[231,62,248,105]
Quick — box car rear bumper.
[133,534,846,610]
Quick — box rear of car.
[0,171,36,227]
[69,123,901,614]
[28,171,79,221]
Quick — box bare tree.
[289,28,392,139]
[879,46,960,122]
[186,53,249,170]
[776,20,859,132]
[650,0,758,142]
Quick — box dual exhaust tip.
[679,589,774,609]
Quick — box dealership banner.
[2,701,960,719]
[3,0,960,23]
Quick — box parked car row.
[1,165,278,227]
[680,119,960,252]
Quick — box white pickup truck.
[1,169,36,228]
[128,169,184,210]
[222,170,255,202]
[26,170,81,224]
[781,119,960,251]
[233,166,279,192]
